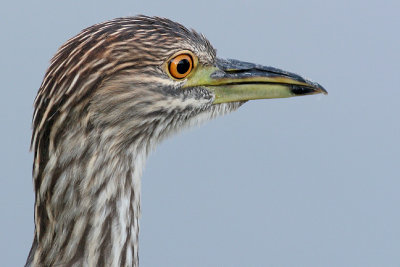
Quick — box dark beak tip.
[318,84,328,95]
[291,83,328,96]
[308,81,328,95]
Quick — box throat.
[29,142,147,267]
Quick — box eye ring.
[168,53,194,79]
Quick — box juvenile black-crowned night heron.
[26,15,327,267]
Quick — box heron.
[26,15,327,267]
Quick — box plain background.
[1,0,399,266]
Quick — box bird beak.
[184,58,327,104]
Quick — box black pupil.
[176,59,190,74]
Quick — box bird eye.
[168,54,194,79]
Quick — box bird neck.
[28,130,148,267]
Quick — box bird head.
[33,15,326,156]
[28,15,327,266]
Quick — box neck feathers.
[27,125,147,267]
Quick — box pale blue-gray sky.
[1,0,399,266]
